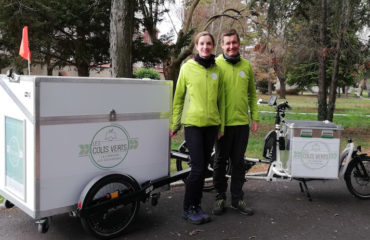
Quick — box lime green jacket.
[171,59,225,134]
[216,54,259,126]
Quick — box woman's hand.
[170,130,177,138]
[218,133,224,139]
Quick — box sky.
[157,0,183,41]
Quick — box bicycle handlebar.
[277,101,292,111]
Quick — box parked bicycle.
[171,96,370,200]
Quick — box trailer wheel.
[4,200,14,209]
[36,217,50,234]
[80,174,140,239]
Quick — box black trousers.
[183,126,218,211]
[213,125,250,204]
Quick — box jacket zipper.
[232,65,236,109]
[206,69,208,121]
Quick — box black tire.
[37,219,49,234]
[175,141,191,180]
[80,174,140,239]
[345,155,370,200]
[4,200,14,209]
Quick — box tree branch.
[183,0,201,34]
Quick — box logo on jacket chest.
[211,73,218,80]
[239,71,246,78]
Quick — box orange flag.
[19,26,31,63]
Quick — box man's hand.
[251,121,259,132]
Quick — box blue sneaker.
[183,206,203,225]
[195,206,211,223]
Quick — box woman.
[170,31,224,225]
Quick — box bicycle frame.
[244,140,356,182]
[338,141,355,178]
[172,96,370,200]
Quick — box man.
[212,29,259,216]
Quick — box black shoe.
[231,200,254,215]
[212,199,226,215]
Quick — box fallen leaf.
[189,229,204,236]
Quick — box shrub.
[256,79,275,94]
[133,67,161,80]
[276,88,300,95]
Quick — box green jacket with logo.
[171,59,225,134]
[216,54,259,126]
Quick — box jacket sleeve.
[170,66,186,132]
[218,69,225,134]
[247,62,259,122]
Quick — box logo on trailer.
[79,124,138,169]
[293,141,337,170]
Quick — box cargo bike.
[0,73,191,239]
[172,96,370,201]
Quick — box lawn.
[170,93,370,173]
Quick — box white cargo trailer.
[0,73,184,238]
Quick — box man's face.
[221,34,240,57]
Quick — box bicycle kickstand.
[299,179,312,201]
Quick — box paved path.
[1,179,369,240]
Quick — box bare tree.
[137,0,258,92]
[110,0,135,78]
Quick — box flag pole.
[28,59,31,75]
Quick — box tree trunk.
[163,0,200,83]
[343,86,347,97]
[268,81,272,95]
[45,55,54,76]
[44,42,54,76]
[47,65,53,76]
[110,0,134,78]
[317,0,328,121]
[215,0,226,53]
[77,63,89,76]
[163,58,181,95]
[273,63,286,99]
[327,0,349,122]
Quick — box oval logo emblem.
[240,71,246,78]
[90,125,130,168]
[211,73,218,80]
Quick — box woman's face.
[196,35,214,58]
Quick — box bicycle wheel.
[175,141,191,178]
[80,174,140,239]
[175,141,231,192]
[175,152,216,191]
[345,155,370,200]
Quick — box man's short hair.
[221,29,240,43]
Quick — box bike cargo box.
[281,120,343,179]
[0,74,172,219]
